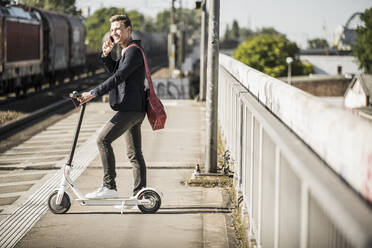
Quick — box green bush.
[233,34,314,77]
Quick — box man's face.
[110,21,131,45]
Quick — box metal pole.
[205,0,219,173]
[199,0,207,101]
[67,103,86,166]
[168,0,176,78]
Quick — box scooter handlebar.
[69,91,82,99]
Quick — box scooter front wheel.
[137,190,161,214]
[47,190,71,214]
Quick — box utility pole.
[205,0,219,173]
[168,0,176,78]
[177,0,185,77]
[199,0,207,101]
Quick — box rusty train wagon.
[0,5,43,96]
[0,4,86,96]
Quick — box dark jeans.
[97,111,146,195]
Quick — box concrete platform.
[14,100,238,248]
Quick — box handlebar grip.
[69,91,82,98]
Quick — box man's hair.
[110,14,132,28]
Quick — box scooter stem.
[66,103,86,166]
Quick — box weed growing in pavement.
[226,183,248,248]
[184,129,248,248]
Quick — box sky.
[76,0,372,48]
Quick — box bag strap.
[122,43,155,95]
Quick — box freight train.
[0,2,168,97]
[0,3,86,96]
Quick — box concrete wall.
[279,75,351,97]
[219,53,372,202]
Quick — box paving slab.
[14,100,237,248]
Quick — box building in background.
[333,12,362,51]
[299,50,362,76]
[299,12,363,76]
[344,74,372,121]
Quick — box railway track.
[0,69,98,106]
[0,70,108,143]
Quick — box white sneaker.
[85,186,118,199]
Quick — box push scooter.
[47,91,162,214]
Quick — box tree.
[307,38,329,49]
[84,7,200,52]
[256,27,283,36]
[178,8,201,38]
[232,20,240,40]
[85,7,125,51]
[239,27,254,40]
[153,10,171,32]
[126,10,144,30]
[142,8,200,39]
[22,0,79,15]
[353,7,372,73]
[143,16,157,32]
[233,34,314,77]
[224,24,231,40]
[222,21,254,42]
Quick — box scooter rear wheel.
[48,190,71,214]
[137,190,161,214]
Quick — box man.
[78,14,147,199]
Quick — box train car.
[36,8,69,85]
[132,31,168,68]
[37,9,86,84]
[0,2,87,96]
[65,16,86,78]
[0,5,43,95]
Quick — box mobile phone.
[110,36,114,43]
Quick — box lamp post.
[286,57,293,85]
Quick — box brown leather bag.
[127,44,167,130]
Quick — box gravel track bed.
[0,72,108,126]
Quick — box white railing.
[218,54,372,248]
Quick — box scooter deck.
[75,196,151,207]
[76,197,136,204]
[77,196,136,201]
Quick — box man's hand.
[77,91,95,105]
[102,38,114,57]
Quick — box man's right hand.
[102,38,114,57]
[77,91,95,105]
